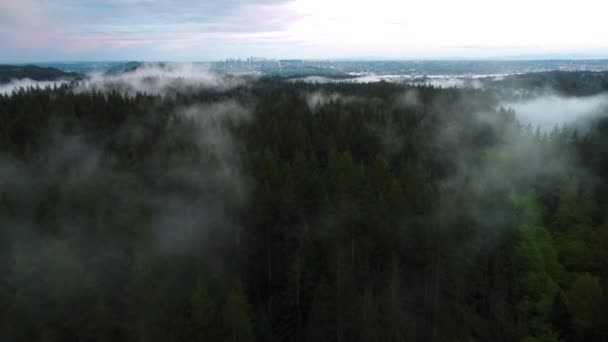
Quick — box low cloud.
[409,77,484,89]
[77,62,247,95]
[305,91,343,111]
[0,97,251,260]
[399,89,422,108]
[503,93,608,131]
[0,79,70,95]
[0,63,246,96]
[149,101,251,253]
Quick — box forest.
[1,74,608,342]
[0,65,79,83]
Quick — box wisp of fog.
[503,93,608,131]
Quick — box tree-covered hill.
[0,65,80,83]
[486,70,608,96]
[1,78,608,341]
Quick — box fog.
[503,93,608,131]
[3,67,608,341]
[78,63,247,95]
[0,78,70,95]
[291,74,485,88]
[0,63,248,97]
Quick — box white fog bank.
[504,94,608,131]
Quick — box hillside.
[1,77,608,341]
[0,65,80,83]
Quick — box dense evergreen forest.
[1,76,608,342]
[486,71,608,97]
[0,65,79,83]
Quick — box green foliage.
[0,78,607,341]
[94,298,113,342]
[190,276,216,341]
[0,65,80,83]
[222,279,254,342]
[307,277,333,342]
[511,224,562,339]
[566,273,604,338]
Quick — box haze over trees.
[1,70,608,341]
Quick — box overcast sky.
[1,0,607,62]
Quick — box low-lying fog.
[0,63,244,96]
[3,65,608,133]
[289,74,488,88]
[0,79,71,95]
[502,94,608,131]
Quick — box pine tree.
[191,276,215,342]
[567,273,604,339]
[221,279,254,342]
[307,277,333,342]
[94,298,113,342]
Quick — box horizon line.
[4,57,608,65]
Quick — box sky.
[1,0,608,62]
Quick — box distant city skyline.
[1,0,607,62]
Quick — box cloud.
[77,62,247,95]
[150,101,251,253]
[3,0,607,61]
[305,91,343,111]
[0,79,71,95]
[0,0,300,58]
[408,77,484,89]
[0,95,252,266]
[400,89,422,108]
[0,62,248,97]
[0,0,37,24]
[503,93,608,132]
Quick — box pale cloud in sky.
[0,0,607,61]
